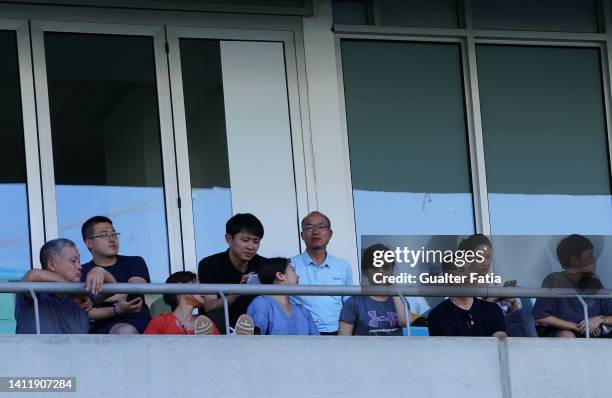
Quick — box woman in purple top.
[247,257,319,335]
[339,244,408,336]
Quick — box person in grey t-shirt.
[339,244,408,336]
[15,238,116,334]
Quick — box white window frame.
[29,20,183,274]
[0,19,44,269]
[166,26,310,272]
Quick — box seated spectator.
[533,234,612,338]
[463,234,537,337]
[15,238,116,334]
[145,271,220,335]
[427,238,507,337]
[247,258,319,335]
[338,244,407,336]
[198,213,267,333]
[291,211,353,335]
[80,216,152,334]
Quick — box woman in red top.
[145,271,220,335]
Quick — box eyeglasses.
[88,232,121,241]
[302,224,330,232]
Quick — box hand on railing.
[84,266,116,295]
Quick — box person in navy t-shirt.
[80,216,151,334]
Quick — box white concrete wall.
[1,336,609,398]
[302,0,360,282]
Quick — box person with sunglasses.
[80,215,152,334]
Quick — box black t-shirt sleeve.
[127,257,151,283]
[198,258,218,284]
[487,302,507,335]
[80,263,93,283]
[427,306,456,336]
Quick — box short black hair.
[257,257,290,284]
[556,234,594,269]
[301,211,331,229]
[458,234,491,252]
[163,271,197,310]
[40,238,76,270]
[361,244,394,274]
[82,215,113,241]
[226,213,264,239]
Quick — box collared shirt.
[290,251,353,333]
[15,292,89,334]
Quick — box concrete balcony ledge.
[0,335,606,398]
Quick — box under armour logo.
[367,311,398,328]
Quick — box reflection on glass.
[179,39,232,261]
[332,0,369,25]
[342,40,475,245]
[378,0,460,28]
[45,33,169,282]
[477,45,612,235]
[472,0,599,33]
[0,30,30,280]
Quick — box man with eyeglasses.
[290,211,353,335]
[79,215,152,334]
[16,238,116,334]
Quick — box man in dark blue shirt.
[533,234,612,338]
[80,216,151,334]
[16,238,115,334]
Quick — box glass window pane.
[178,39,232,261]
[378,0,460,28]
[342,40,475,242]
[0,30,30,281]
[332,0,369,25]
[45,32,169,282]
[477,45,612,234]
[472,0,600,33]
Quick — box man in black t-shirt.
[428,297,507,337]
[198,213,267,332]
[80,216,151,334]
[427,235,507,337]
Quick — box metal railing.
[2,282,611,337]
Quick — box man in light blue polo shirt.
[291,211,353,335]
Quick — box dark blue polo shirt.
[15,292,89,334]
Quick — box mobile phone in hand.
[246,274,260,284]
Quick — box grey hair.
[39,238,76,269]
[301,211,331,229]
